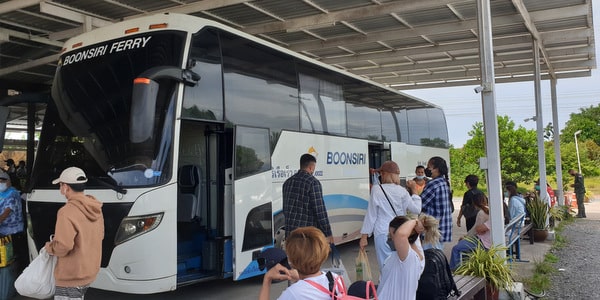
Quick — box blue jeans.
[450,237,480,270]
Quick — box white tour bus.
[26,13,449,294]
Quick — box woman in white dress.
[360,160,422,270]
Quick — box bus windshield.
[33,31,186,189]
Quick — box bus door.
[232,126,274,280]
[368,142,386,187]
[176,120,225,282]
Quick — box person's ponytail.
[418,214,441,245]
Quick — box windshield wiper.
[90,176,127,194]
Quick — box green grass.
[585,176,600,200]
[524,253,558,294]
[523,216,573,295]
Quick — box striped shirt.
[283,170,332,237]
[421,177,453,242]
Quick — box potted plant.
[526,196,549,242]
[454,240,514,300]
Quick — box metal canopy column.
[551,78,564,205]
[477,0,505,250]
[533,40,548,206]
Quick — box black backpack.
[416,248,460,300]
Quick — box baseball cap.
[52,167,88,184]
[348,280,378,299]
[377,160,400,174]
[257,248,290,271]
[0,170,9,180]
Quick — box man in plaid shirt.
[283,154,333,243]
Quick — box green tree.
[561,104,600,145]
[457,115,538,184]
[449,146,485,193]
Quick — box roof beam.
[0,0,41,14]
[511,0,555,77]
[243,0,456,34]
[394,70,591,90]
[0,54,59,77]
[39,2,113,28]
[285,4,587,52]
[325,35,529,65]
[0,28,63,47]
[102,0,147,14]
[124,0,249,19]
[373,60,594,85]
[350,47,592,76]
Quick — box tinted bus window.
[425,108,449,148]
[235,126,271,179]
[347,104,381,140]
[406,108,429,145]
[221,32,298,132]
[298,73,347,136]
[394,109,408,143]
[382,110,401,142]
[183,28,223,120]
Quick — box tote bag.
[14,247,57,299]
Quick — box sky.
[403,0,600,148]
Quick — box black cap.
[348,280,378,299]
[257,248,290,271]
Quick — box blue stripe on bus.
[272,194,368,217]
[324,194,368,210]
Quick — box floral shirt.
[0,186,23,235]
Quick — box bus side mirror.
[0,106,10,152]
[129,66,199,143]
[130,78,158,143]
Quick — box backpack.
[416,248,460,300]
[306,271,378,300]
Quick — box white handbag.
[14,247,57,299]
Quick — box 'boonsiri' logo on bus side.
[326,151,367,165]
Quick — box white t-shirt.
[278,272,340,300]
[361,183,422,237]
[377,241,425,300]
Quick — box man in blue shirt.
[283,154,333,243]
[505,181,526,220]
[0,170,26,272]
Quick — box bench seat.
[450,274,486,300]
[505,213,527,262]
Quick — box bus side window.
[183,28,224,121]
[234,126,271,179]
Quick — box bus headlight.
[114,213,163,245]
